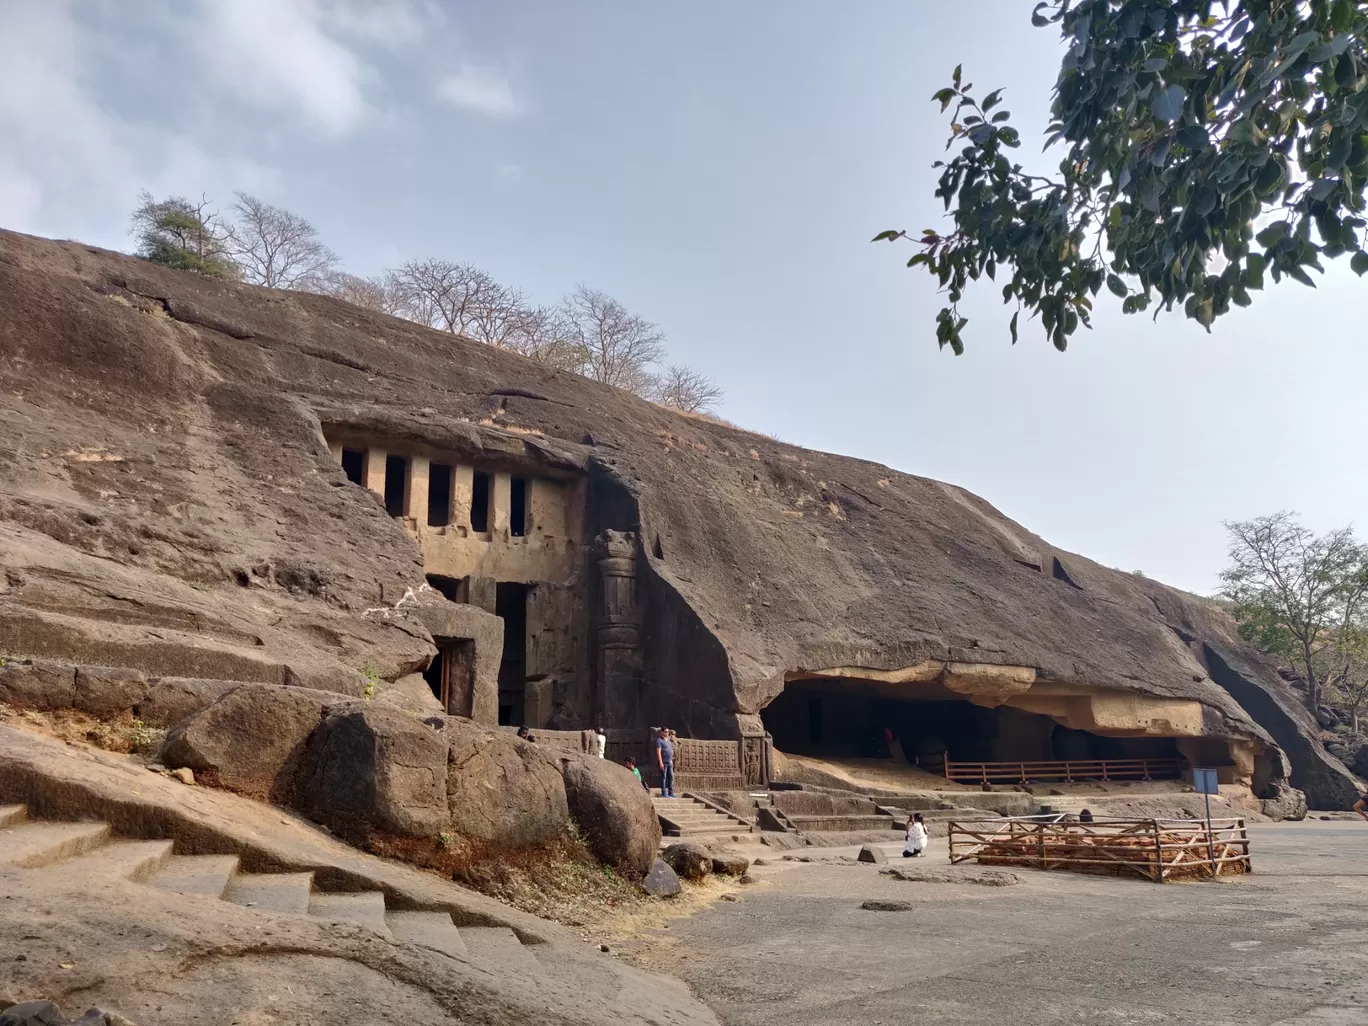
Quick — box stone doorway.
[423,638,476,716]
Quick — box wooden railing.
[948,816,1251,883]
[941,756,1185,784]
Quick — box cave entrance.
[423,637,476,715]
[496,582,529,725]
[760,677,1182,776]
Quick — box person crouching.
[904,812,928,858]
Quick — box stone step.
[149,854,241,897]
[309,891,393,938]
[387,910,467,958]
[462,927,547,984]
[0,805,26,828]
[0,820,112,869]
[59,839,175,882]
[665,827,751,838]
[223,871,315,914]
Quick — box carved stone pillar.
[595,530,641,728]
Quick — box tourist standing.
[655,726,675,798]
[903,812,928,858]
[595,725,607,759]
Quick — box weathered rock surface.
[160,684,341,801]
[642,858,683,896]
[0,724,720,1026]
[0,660,75,711]
[662,841,713,881]
[0,229,1358,806]
[72,666,149,718]
[300,705,449,840]
[561,754,661,876]
[443,720,569,846]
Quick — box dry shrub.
[0,703,163,755]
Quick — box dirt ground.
[609,822,1368,1026]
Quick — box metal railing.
[941,756,1185,784]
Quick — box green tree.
[879,1,1368,353]
[130,191,238,279]
[1220,512,1368,712]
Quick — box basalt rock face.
[0,230,1357,806]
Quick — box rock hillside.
[0,229,1358,806]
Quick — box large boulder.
[132,677,241,727]
[561,753,661,877]
[159,684,339,801]
[299,705,449,840]
[73,665,149,718]
[661,841,712,881]
[1259,783,1309,822]
[443,719,569,846]
[0,660,75,711]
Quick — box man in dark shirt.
[654,726,675,798]
[1354,793,1368,824]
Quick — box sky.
[1,0,1363,596]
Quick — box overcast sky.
[2,1,1362,595]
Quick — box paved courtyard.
[629,822,1368,1026]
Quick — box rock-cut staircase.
[652,795,753,840]
[0,804,547,983]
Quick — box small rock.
[1321,815,1333,821]
[599,943,610,953]
[752,858,768,866]
[145,764,166,774]
[737,873,755,885]
[0,1000,67,1026]
[170,767,194,785]
[710,851,750,877]
[721,893,738,902]
[856,844,887,866]
[861,900,913,912]
[980,783,995,792]
[641,858,681,897]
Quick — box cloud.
[437,65,520,119]
[197,0,372,136]
[0,0,272,248]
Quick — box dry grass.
[365,826,653,931]
[0,703,165,755]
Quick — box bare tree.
[651,363,723,414]
[1221,513,1368,712]
[130,191,237,279]
[228,193,338,289]
[1319,626,1368,733]
[561,285,665,392]
[500,305,587,371]
[308,270,408,316]
[389,259,513,335]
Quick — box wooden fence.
[941,756,1185,785]
[948,816,1251,882]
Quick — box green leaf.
[1255,222,1290,248]
[871,230,902,242]
[1106,273,1128,297]
[1151,85,1185,122]
[1009,310,1019,344]
[1031,2,1050,28]
[1351,251,1368,276]
[953,64,962,88]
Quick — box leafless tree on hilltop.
[229,193,338,289]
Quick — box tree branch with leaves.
[879,0,1368,353]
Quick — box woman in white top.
[903,812,928,858]
[595,726,607,758]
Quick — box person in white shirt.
[595,726,607,759]
[903,812,928,858]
